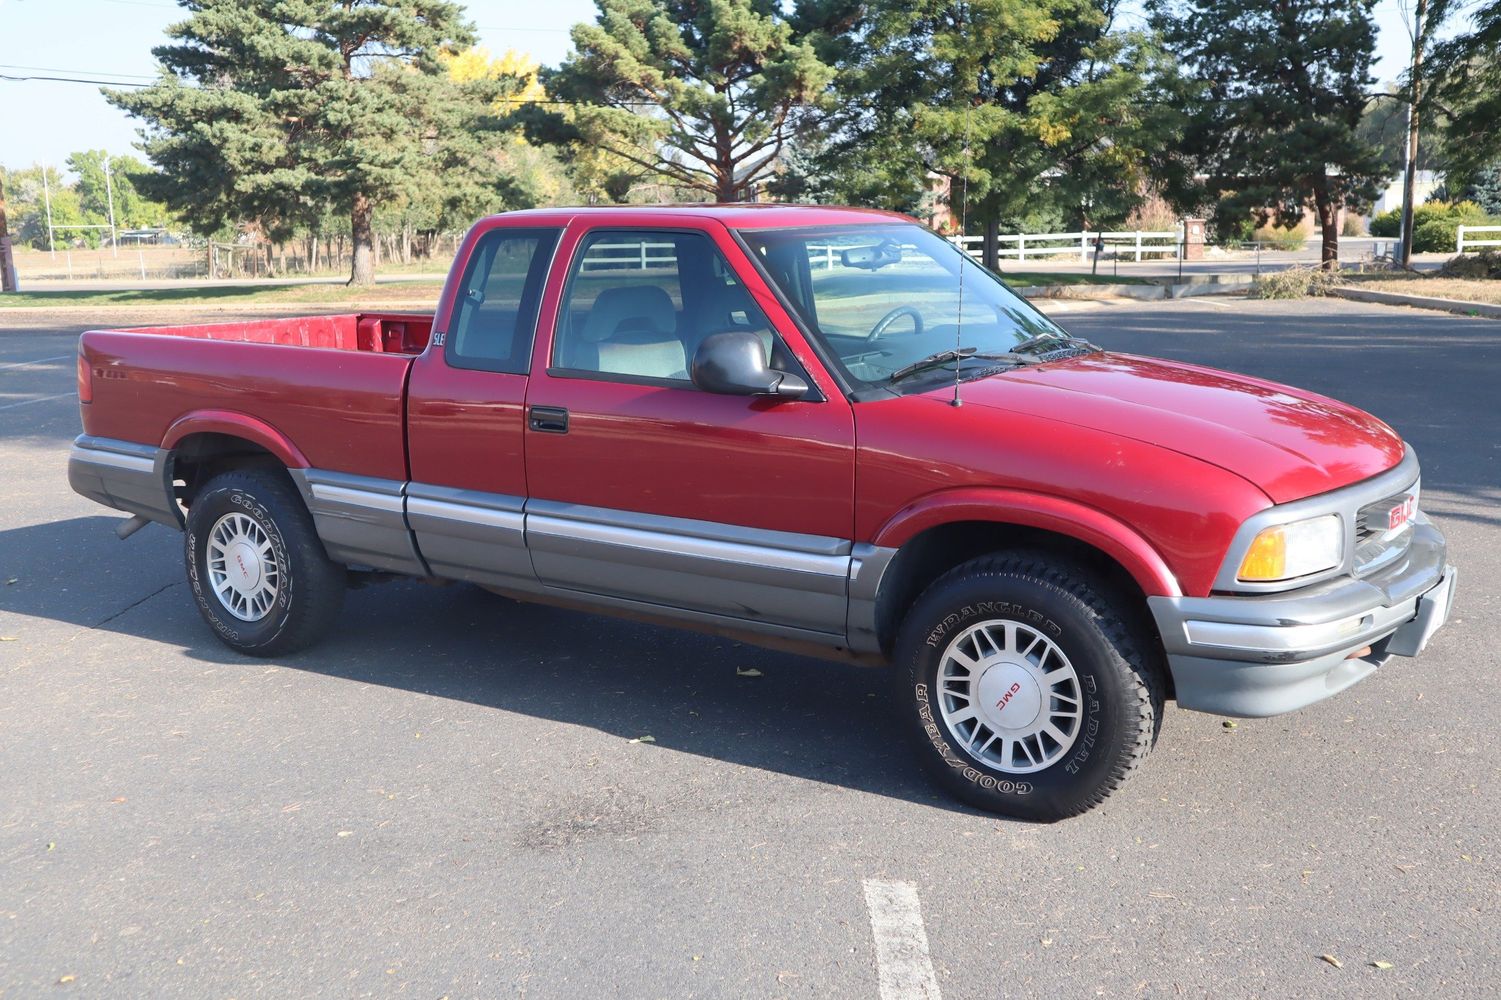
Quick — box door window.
[554,229,782,384]
[446,228,560,374]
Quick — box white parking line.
[0,355,70,373]
[863,879,942,1000]
[0,392,75,411]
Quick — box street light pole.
[1398,0,1430,268]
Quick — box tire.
[892,552,1164,821]
[184,469,345,657]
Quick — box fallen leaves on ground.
[628,735,656,744]
[1319,954,1343,969]
[735,667,763,677]
[1371,961,1394,970]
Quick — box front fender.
[871,487,1182,598]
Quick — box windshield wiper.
[1011,334,1102,355]
[889,348,1039,384]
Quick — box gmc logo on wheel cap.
[1389,495,1417,531]
[995,681,1022,712]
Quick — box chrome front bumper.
[1149,516,1455,717]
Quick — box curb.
[1017,277,1251,301]
[1330,286,1501,319]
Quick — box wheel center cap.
[976,661,1043,731]
[226,540,261,593]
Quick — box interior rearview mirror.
[840,240,904,271]
[691,331,809,400]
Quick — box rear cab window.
[446,227,561,374]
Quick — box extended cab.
[69,206,1457,820]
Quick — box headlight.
[1236,514,1343,582]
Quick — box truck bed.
[78,312,433,482]
[111,312,433,354]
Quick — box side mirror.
[692,331,809,400]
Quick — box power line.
[0,63,156,81]
[0,73,151,88]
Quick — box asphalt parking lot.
[1,298,1496,999]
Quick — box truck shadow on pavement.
[0,515,956,813]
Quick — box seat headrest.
[581,284,676,343]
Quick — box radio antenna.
[952,41,973,409]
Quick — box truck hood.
[927,352,1405,503]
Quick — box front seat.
[567,285,686,379]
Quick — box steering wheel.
[866,305,924,342]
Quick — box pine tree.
[1149,0,1388,266]
[1432,0,1501,185]
[797,0,1177,260]
[108,0,487,284]
[527,0,835,203]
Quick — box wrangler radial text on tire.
[893,552,1165,821]
[185,470,345,657]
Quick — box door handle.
[528,405,569,433]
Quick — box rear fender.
[161,411,309,470]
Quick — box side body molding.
[871,488,1183,599]
[287,469,427,577]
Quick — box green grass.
[998,271,1152,288]
[0,280,446,309]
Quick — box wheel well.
[873,520,1162,662]
[169,432,293,510]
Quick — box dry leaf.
[736,667,763,677]
[628,735,656,744]
[46,842,55,851]
[1222,720,1237,729]
[336,831,353,838]
[58,975,75,984]
[5,578,17,585]
[1371,961,1394,970]
[1319,954,1342,969]
[0,637,17,642]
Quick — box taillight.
[77,348,92,403]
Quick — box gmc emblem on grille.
[1388,496,1417,531]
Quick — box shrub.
[1253,225,1309,251]
[1251,265,1344,299]
[1369,207,1400,237]
[1368,200,1498,248]
[1413,217,1461,253]
[1342,213,1367,237]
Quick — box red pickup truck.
[69,205,1457,820]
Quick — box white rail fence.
[951,229,1182,262]
[578,230,1184,274]
[1457,225,1501,253]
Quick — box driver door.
[522,222,857,638]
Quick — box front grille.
[1353,487,1417,575]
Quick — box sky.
[0,0,1445,174]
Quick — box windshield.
[738,224,1074,389]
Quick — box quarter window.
[446,228,560,374]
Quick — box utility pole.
[0,173,18,292]
[104,157,119,258]
[1398,0,1430,268]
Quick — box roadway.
[0,298,1495,998]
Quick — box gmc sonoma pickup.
[69,205,1457,820]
